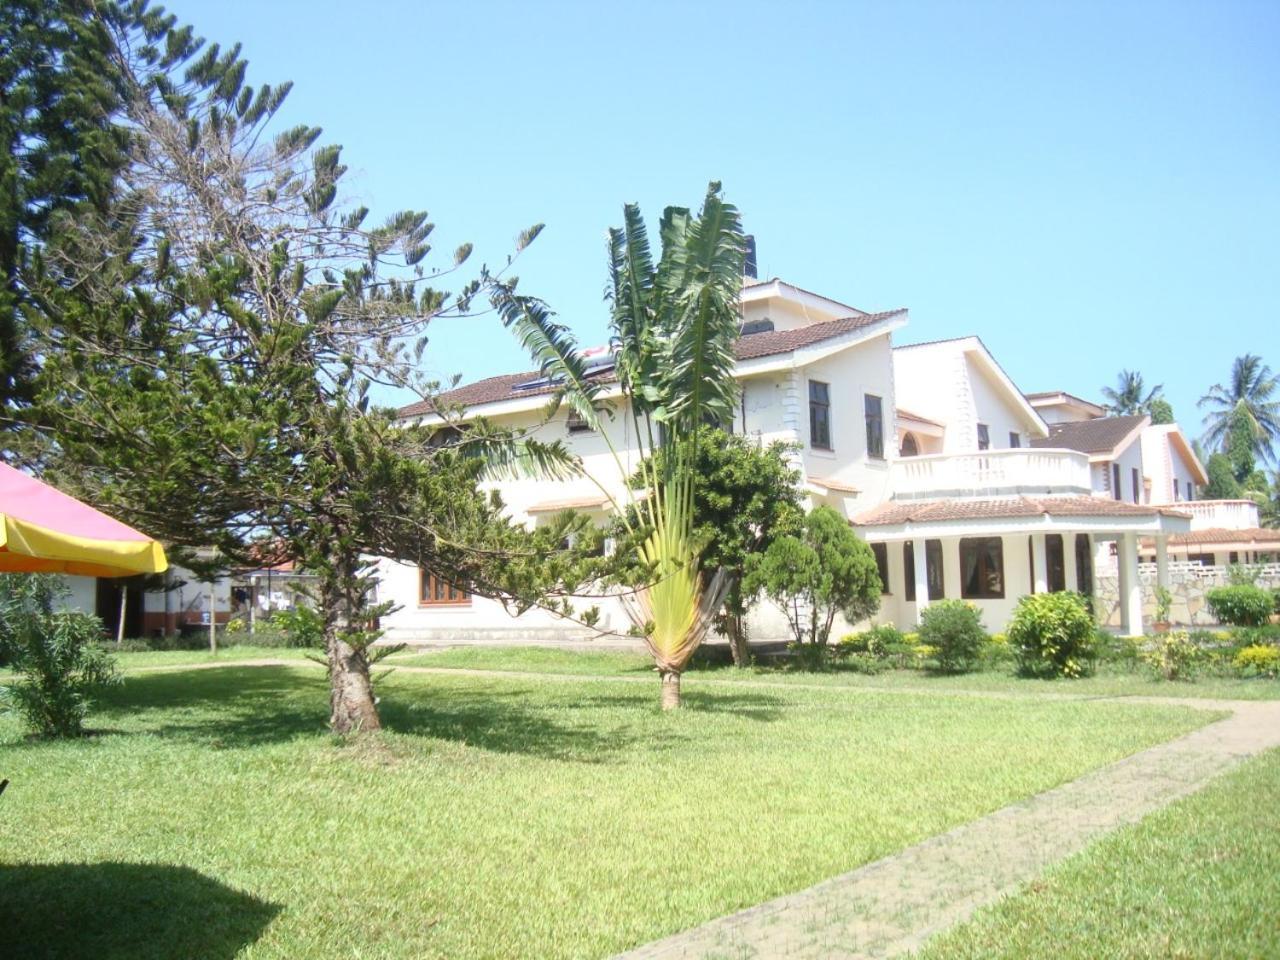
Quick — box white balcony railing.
[1171,499,1261,531]
[890,448,1093,500]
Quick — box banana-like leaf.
[490,284,604,431]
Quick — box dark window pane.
[904,542,915,602]
[977,424,990,450]
[1009,432,1021,448]
[871,542,890,594]
[1112,463,1121,500]
[1132,467,1141,504]
[926,539,945,598]
[1075,534,1094,596]
[1046,534,1066,592]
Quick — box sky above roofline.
[167,1,1279,450]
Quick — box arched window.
[900,432,920,457]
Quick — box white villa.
[377,274,1277,644]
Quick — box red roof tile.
[397,309,906,418]
[1030,416,1147,456]
[1145,527,1280,547]
[854,495,1190,527]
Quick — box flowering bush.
[1234,644,1280,678]
[1007,592,1096,679]
[1142,631,1201,681]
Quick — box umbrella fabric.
[0,464,167,577]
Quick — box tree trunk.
[659,669,682,710]
[327,634,380,733]
[321,557,381,734]
[726,612,749,668]
[724,581,750,668]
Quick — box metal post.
[116,587,127,648]
[208,581,217,653]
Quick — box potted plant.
[1152,585,1173,634]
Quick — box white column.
[1155,536,1170,592]
[1031,533,1048,594]
[1118,531,1143,637]
[913,538,930,625]
[1064,533,1079,593]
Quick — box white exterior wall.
[797,332,897,514]
[1140,425,1200,504]
[1107,440,1146,505]
[969,362,1031,450]
[892,340,1042,455]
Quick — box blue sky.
[172,0,1278,442]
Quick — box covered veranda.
[853,496,1192,636]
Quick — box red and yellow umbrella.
[0,463,167,578]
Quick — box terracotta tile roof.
[854,495,1190,528]
[1030,415,1147,456]
[396,309,906,418]
[1144,527,1280,547]
[525,495,611,513]
[809,477,860,493]
[733,310,905,360]
[895,407,945,427]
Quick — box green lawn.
[916,747,1280,959]
[0,663,1211,959]
[392,644,1280,701]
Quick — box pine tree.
[15,5,597,733]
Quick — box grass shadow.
[0,861,279,960]
[89,666,674,762]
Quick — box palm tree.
[492,182,745,708]
[1199,354,1280,466]
[1101,370,1164,416]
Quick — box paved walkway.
[614,697,1280,960]
[125,658,1280,958]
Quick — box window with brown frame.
[1075,534,1093,596]
[809,380,832,450]
[419,569,470,606]
[960,537,1004,599]
[865,394,884,459]
[871,542,890,594]
[1045,534,1066,592]
[904,540,945,602]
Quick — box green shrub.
[0,575,120,737]
[269,605,325,647]
[786,642,833,672]
[918,600,986,673]
[1007,592,1096,679]
[1234,644,1280,678]
[1273,588,1280,615]
[1142,631,1201,681]
[978,632,1016,670]
[1205,585,1274,627]
[1093,630,1141,669]
[838,624,905,657]
[1153,585,1173,623]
